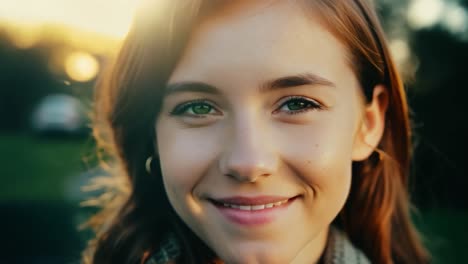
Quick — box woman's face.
[156,1,370,263]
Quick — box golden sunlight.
[0,0,138,39]
[8,27,41,49]
[65,51,99,82]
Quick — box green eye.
[171,100,219,117]
[286,100,309,111]
[277,96,323,114]
[191,104,212,114]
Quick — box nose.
[218,113,278,183]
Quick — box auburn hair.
[82,0,429,263]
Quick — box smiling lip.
[210,195,298,226]
[212,195,293,205]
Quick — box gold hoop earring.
[375,149,383,161]
[370,150,383,165]
[145,156,153,174]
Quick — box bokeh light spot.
[442,4,468,34]
[65,51,99,82]
[389,39,410,65]
[407,0,445,29]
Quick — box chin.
[217,246,295,264]
[223,255,293,264]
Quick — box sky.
[0,0,138,38]
[0,0,466,39]
[0,0,465,82]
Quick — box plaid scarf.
[144,227,370,264]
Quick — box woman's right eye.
[170,100,221,117]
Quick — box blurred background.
[0,0,467,263]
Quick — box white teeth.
[239,205,251,210]
[251,204,266,210]
[221,199,289,210]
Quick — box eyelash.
[169,96,323,117]
[274,96,324,115]
[170,99,220,118]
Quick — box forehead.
[168,0,353,89]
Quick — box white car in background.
[31,94,89,136]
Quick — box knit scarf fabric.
[144,227,370,264]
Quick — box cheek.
[277,114,356,196]
[278,123,355,226]
[156,121,223,200]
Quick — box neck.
[290,226,329,264]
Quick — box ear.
[352,84,389,161]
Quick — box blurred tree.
[0,31,61,130]
[377,0,468,209]
[409,25,468,209]
[0,30,95,131]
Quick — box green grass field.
[0,133,467,263]
[0,133,93,201]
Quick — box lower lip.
[212,198,296,226]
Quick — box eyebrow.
[262,73,336,92]
[164,73,336,96]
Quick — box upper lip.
[210,195,297,206]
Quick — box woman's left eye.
[275,96,323,114]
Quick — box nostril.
[218,146,278,182]
[224,171,266,183]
